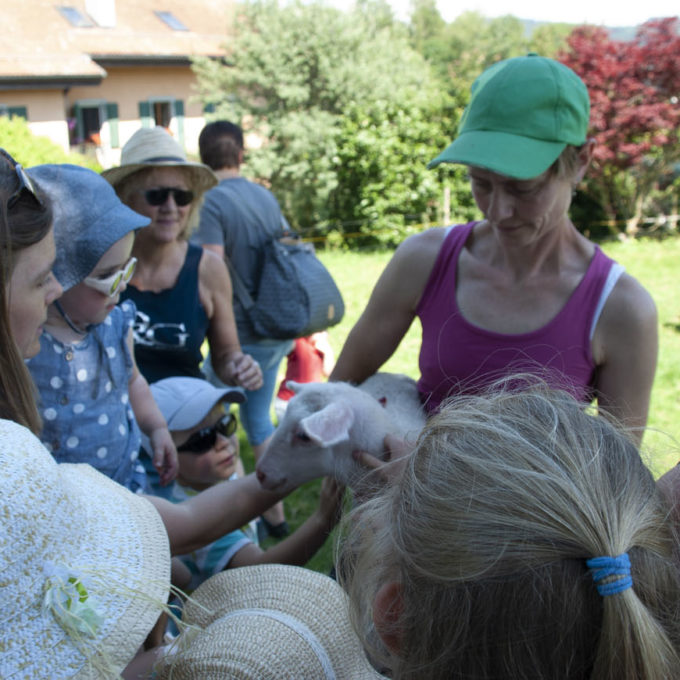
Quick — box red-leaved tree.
[559,18,680,235]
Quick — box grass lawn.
[240,234,680,574]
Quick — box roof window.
[154,11,189,31]
[56,6,95,27]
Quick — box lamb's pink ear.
[299,401,355,447]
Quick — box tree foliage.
[0,116,101,171]
[559,18,680,235]
[193,0,470,245]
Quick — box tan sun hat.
[0,418,171,678]
[156,564,387,680]
[101,126,218,194]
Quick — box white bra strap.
[590,263,625,340]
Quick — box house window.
[153,101,173,129]
[71,100,119,147]
[154,11,188,31]
[139,99,185,146]
[56,6,94,27]
[0,106,28,119]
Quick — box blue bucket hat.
[28,164,150,291]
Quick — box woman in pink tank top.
[331,55,657,446]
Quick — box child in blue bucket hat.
[26,164,178,492]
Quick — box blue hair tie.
[586,553,633,596]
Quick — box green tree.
[193,0,467,244]
[0,116,101,171]
[528,22,573,58]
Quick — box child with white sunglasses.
[26,164,178,492]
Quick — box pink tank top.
[416,222,616,413]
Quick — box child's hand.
[226,352,263,391]
[149,427,179,486]
[317,476,346,530]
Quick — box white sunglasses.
[83,257,137,297]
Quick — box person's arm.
[330,228,444,384]
[145,472,285,556]
[126,328,178,485]
[228,477,345,568]
[198,249,263,391]
[591,272,658,446]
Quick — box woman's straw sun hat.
[157,564,387,679]
[0,419,170,678]
[102,126,217,194]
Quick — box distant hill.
[520,18,649,41]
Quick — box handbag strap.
[216,179,294,310]
[224,254,254,310]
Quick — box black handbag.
[228,233,345,340]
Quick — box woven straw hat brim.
[0,419,170,679]
[100,126,217,196]
[157,564,386,680]
[102,161,217,197]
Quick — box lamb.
[256,372,427,494]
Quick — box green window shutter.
[174,100,185,146]
[73,103,85,142]
[138,101,152,128]
[8,106,27,119]
[105,102,119,147]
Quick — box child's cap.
[156,564,388,679]
[28,164,150,291]
[151,376,246,431]
[428,54,590,180]
[0,419,170,678]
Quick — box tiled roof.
[0,0,231,80]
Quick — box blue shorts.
[204,339,294,446]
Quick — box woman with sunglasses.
[0,150,335,678]
[144,376,344,599]
[25,163,179,491]
[101,126,263,393]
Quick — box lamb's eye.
[294,430,312,443]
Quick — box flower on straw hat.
[156,564,388,680]
[0,419,170,679]
[101,126,218,195]
[28,164,150,292]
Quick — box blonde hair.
[113,167,206,241]
[553,144,584,180]
[339,381,680,680]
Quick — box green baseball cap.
[428,54,590,179]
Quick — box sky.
[332,0,679,26]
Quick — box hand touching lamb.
[256,373,426,493]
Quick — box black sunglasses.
[1,149,44,210]
[144,187,194,207]
[178,413,238,454]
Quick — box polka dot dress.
[26,301,147,492]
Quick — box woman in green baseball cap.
[331,53,657,446]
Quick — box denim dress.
[27,301,147,492]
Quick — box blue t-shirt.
[27,301,146,492]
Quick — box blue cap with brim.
[428,54,590,180]
[140,377,246,457]
[28,164,150,291]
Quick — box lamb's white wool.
[256,373,426,493]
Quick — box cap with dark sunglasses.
[178,413,238,455]
[1,148,44,210]
[144,187,194,207]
